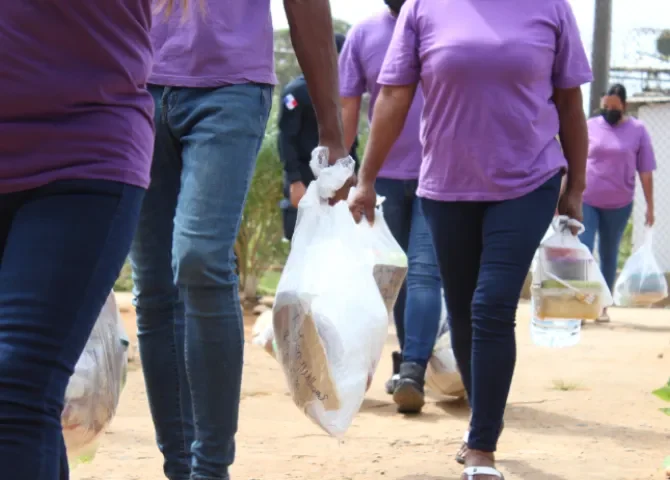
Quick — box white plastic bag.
[62,291,129,464]
[530,225,555,273]
[273,147,407,437]
[532,216,613,320]
[614,228,668,307]
[252,310,276,357]
[425,294,465,398]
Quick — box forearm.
[640,172,654,209]
[555,88,588,192]
[284,0,343,147]
[341,97,362,152]
[359,85,415,186]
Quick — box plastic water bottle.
[529,299,582,348]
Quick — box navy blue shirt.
[278,74,359,192]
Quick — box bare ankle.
[466,449,495,466]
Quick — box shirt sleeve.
[637,123,657,173]
[552,0,593,89]
[339,27,367,97]
[277,87,304,184]
[378,0,421,86]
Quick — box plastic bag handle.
[644,226,653,247]
[552,215,585,236]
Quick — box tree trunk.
[243,275,259,300]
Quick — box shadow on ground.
[498,459,570,480]
[506,403,670,449]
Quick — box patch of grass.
[258,270,281,296]
[551,379,583,391]
[617,219,633,270]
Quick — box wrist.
[565,176,585,194]
[318,123,346,151]
[358,171,376,189]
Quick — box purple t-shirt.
[150,0,277,87]
[339,10,423,180]
[0,1,155,194]
[583,116,656,209]
[378,0,593,201]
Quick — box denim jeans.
[129,84,272,480]
[579,202,633,292]
[0,179,144,480]
[374,178,442,367]
[421,172,561,452]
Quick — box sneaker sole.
[393,380,425,414]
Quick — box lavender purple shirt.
[378,0,593,201]
[150,1,277,87]
[583,116,656,209]
[0,1,155,194]
[339,10,423,180]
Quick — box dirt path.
[72,294,670,480]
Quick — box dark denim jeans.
[375,178,442,367]
[0,179,144,480]
[421,172,561,452]
[579,202,633,292]
[129,84,272,480]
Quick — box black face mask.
[384,0,405,14]
[601,108,623,126]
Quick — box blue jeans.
[421,172,561,452]
[579,202,633,292]
[375,178,442,367]
[0,179,144,480]
[129,84,272,480]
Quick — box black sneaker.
[384,351,402,395]
[393,362,426,414]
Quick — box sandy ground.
[71,293,670,480]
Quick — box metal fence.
[629,101,670,272]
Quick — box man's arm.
[284,0,347,162]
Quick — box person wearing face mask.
[339,0,443,415]
[579,83,657,323]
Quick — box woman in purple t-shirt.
[349,0,592,478]
[0,0,190,478]
[579,84,656,323]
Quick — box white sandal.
[463,466,504,479]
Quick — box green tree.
[273,18,353,89]
[234,100,288,298]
